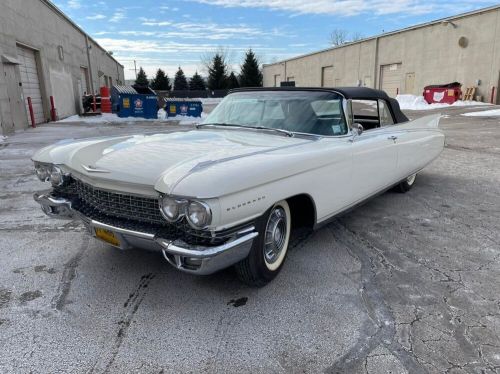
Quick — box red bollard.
[92,95,97,112]
[396,87,399,96]
[50,96,57,121]
[27,97,36,128]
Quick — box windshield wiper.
[196,123,294,137]
[251,126,294,137]
[196,122,244,129]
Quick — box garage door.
[17,45,44,124]
[80,67,89,96]
[321,66,334,87]
[380,63,402,97]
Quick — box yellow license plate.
[95,228,121,247]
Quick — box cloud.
[67,0,81,9]
[109,10,125,23]
[187,0,491,17]
[142,21,172,26]
[86,14,106,20]
[95,38,289,54]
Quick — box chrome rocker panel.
[33,191,258,275]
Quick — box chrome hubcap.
[264,207,287,264]
[407,173,416,185]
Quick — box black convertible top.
[230,87,409,124]
[334,87,409,123]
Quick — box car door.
[349,99,398,203]
[391,115,443,181]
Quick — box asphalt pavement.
[0,106,499,373]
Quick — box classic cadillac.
[32,88,444,286]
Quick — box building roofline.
[263,4,500,67]
[40,0,123,67]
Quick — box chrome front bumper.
[34,191,258,275]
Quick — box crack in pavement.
[325,221,426,374]
[50,237,90,311]
[90,273,156,374]
[445,144,500,156]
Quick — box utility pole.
[134,60,137,78]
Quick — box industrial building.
[0,0,124,135]
[263,5,500,104]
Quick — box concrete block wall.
[0,0,124,135]
[263,6,500,104]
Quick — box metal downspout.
[373,36,379,89]
[85,36,94,94]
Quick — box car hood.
[33,129,310,195]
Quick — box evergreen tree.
[189,71,206,91]
[207,53,227,90]
[135,67,149,86]
[226,71,240,89]
[150,68,171,91]
[173,67,189,90]
[239,49,262,87]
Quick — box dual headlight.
[159,196,212,229]
[34,162,67,187]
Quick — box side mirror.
[351,123,364,136]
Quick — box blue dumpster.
[111,85,158,119]
[164,98,203,118]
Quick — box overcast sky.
[53,0,499,80]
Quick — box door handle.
[387,136,398,142]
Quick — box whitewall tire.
[235,200,292,287]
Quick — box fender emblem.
[226,196,266,211]
[81,164,110,173]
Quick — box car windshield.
[202,91,348,136]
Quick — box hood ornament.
[81,164,110,173]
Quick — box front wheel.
[395,173,417,193]
[235,200,291,287]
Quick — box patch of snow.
[56,110,204,124]
[176,112,207,125]
[200,97,223,105]
[397,94,492,111]
[57,113,155,123]
[157,108,167,120]
[461,109,500,117]
[0,135,7,143]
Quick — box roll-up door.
[17,45,45,124]
[380,63,402,97]
[321,66,334,87]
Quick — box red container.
[100,86,112,113]
[423,82,462,104]
[100,86,110,97]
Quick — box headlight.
[34,162,51,182]
[186,201,212,229]
[160,196,183,222]
[49,166,65,186]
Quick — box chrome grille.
[73,178,165,225]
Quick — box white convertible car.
[32,87,444,286]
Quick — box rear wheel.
[396,173,417,193]
[235,200,291,287]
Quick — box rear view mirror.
[351,123,363,136]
